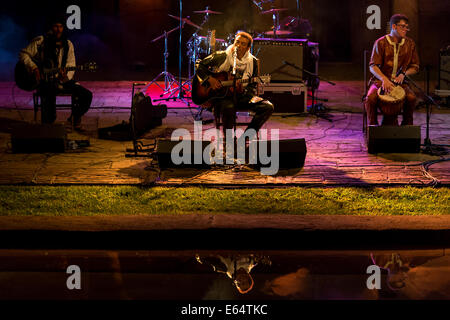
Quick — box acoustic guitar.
[191,71,271,105]
[15,61,97,91]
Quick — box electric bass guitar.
[191,71,271,105]
[15,61,97,91]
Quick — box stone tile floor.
[0,81,448,186]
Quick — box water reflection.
[0,249,448,300]
[195,253,271,295]
[371,252,450,299]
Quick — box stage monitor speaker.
[367,125,421,154]
[253,39,305,82]
[255,138,307,168]
[439,46,450,90]
[98,93,167,141]
[132,93,167,136]
[11,123,66,153]
[156,139,212,168]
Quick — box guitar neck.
[220,77,257,87]
[42,66,78,75]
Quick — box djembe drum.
[377,85,406,125]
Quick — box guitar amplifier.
[253,38,306,83]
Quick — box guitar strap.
[61,39,69,69]
[43,34,69,69]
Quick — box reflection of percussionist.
[370,252,410,290]
[365,14,419,126]
[370,251,450,299]
[195,253,271,294]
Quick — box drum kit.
[148,4,305,105]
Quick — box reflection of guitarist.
[193,32,273,142]
[18,16,92,129]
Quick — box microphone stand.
[403,71,447,155]
[281,60,336,121]
[231,48,239,147]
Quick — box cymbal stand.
[143,26,182,95]
[156,6,212,110]
[271,8,281,37]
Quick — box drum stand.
[162,7,213,117]
[144,27,182,96]
[154,0,192,106]
[404,70,448,155]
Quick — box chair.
[33,90,74,122]
[362,50,370,134]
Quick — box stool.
[213,105,257,137]
[213,104,259,164]
[33,91,74,122]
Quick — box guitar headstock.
[79,62,97,72]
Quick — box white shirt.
[19,35,76,80]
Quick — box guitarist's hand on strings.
[208,76,222,91]
[58,67,69,82]
[229,79,244,94]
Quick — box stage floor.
[0,81,449,186]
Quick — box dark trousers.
[214,96,274,136]
[365,83,415,126]
[40,80,92,124]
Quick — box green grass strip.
[0,186,448,216]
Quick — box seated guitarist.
[19,15,92,129]
[195,32,274,144]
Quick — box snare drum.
[377,85,405,116]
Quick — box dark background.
[0,0,449,81]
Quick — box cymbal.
[264,30,293,35]
[168,14,202,29]
[260,8,288,15]
[193,9,223,14]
